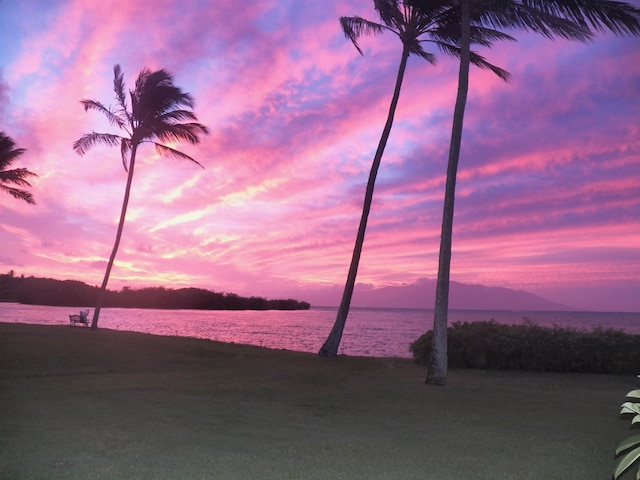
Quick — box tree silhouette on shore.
[319,0,513,357]
[73,65,208,330]
[411,0,640,385]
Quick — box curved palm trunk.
[91,144,138,330]
[426,0,471,385]
[319,47,410,357]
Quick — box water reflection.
[1,303,638,358]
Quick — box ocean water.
[1,303,638,358]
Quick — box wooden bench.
[69,310,90,327]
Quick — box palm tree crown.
[74,65,208,170]
[0,132,37,204]
[341,0,513,79]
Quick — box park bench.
[69,310,90,327]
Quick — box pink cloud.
[0,0,638,311]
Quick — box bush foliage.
[410,320,640,374]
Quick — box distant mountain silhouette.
[301,278,574,311]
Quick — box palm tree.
[319,0,513,357]
[419,0,640,385]
[0,132,37,204]
[74,64,208,330]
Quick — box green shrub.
[409,320,640,374]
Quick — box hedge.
[410,320,640,374]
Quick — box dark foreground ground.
[0,323,632,479]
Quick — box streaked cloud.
[0,0,638,311]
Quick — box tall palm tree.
[0,132,37,204]
[419,0,640,385]
[74,64,208,330]
[319,0,513,357]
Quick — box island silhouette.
[0,273,310,311]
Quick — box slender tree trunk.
[319,47,410,357]
[91,144,138,330]
[426,0,471,384]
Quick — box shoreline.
[2,304,639,361]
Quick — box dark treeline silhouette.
[0,273,310,311]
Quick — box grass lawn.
[0,322,631,479]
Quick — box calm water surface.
[1,303,638,358]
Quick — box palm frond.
[470,25,517,44]
[0,167,37,186]
[524,0,640,35]
[150,87,196,114]
[0,184,35,204]
[0,148,26,169]
[133,67,154,99]
[411,0,458,27]
[112,64,133,128]
[152,143,205,168]
[0,132,35,204]
[436,41,511,81]
[113,64,127,107]
[151,123,210,145]
[412,0,593,41]
[374,0,404,29]
[0,132,26,167]
[133,69,195,116]
[470,50,511,81]
[158,109,199,124]
[120,138,131,172]
[131,74,197,130]
[129,66,208,147]
[429,20,517,46]
[79,99,128,130]
[476,0,593,40]
[73,132,124,156]
[409,44,438,63]
[145,69,176,91]
[340,16,387,55]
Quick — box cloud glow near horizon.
[1,1,638,312]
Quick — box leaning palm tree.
[319,0,513,357]
[74,64,209,330]
[418,0,640,385]
[0,132,37,204]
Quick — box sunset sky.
[1,1,638,312]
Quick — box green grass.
[0,323,630,479]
